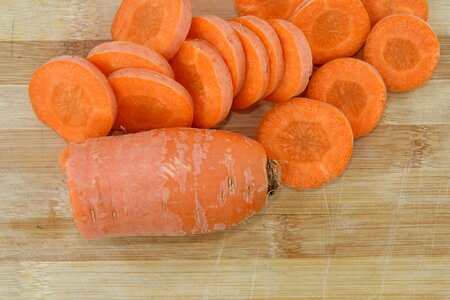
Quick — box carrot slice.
[235,0,306,20]
[188,15,246,96]
[66,128,274,238]
[170,39,233,128]
[232,16,285,97]
[111,0,192,60]
[265,19,313,102]
[87,41,174,78]
[29,56,117,142]
[229,21,269,110]
[307,58,387,138]
[362,0,429,26]
[290,0,371,65]
[364,14,440,92]
[108,68,193,133]
[258,98,353,189]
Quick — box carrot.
[362,0,429,26]
[87,41,174,78]
[229,21,269,110]
[188,15,246,96]
[307,58,387,138]
[232,16,285,98]
[29,56,117,142]
[290,0,371,65]
[108,68,193,133]
[363,14,440,92]
[265,19,313,102]
[235,0,306,20]
[64,128,281,238]
[111,0,192,60]
[258,98,353,189]
[170,39,233,129]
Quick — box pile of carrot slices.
[30,0,440,192]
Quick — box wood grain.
[0,0,449,299]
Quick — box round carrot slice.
[29,56,117,142]
[362,0,429,26]
[87,41,174,78]
[170,39,233,129]
[111,0,192,60]
[290,0,371,65]
[188,15,246,96]
[229,21,269,110]
[364,15,440,92]
[108,68,193,133]
[235,0,306,20]
[308,58,387,138]
[265,19,313,102]
[258,98,353,189]
[232,16,285,97]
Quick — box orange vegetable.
[232,16,285,98]
[65,128,281,239]
[290,0,370,65]
[229,21,269,110]
[170,39,233,128]
[258,98,353,189]
[364,14,440,92]
[87,41,174,78]
[362,0,429,26]
[29,56,117,142]
[188,15,246,96]
[235,0,306,20]
[265,19,313,102]
[111,0,192,60]
[307,58,387,138]
[108,68,193,133]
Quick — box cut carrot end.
[235,0,306,20]
[361,0,429,26]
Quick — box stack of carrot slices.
[29,0,440,191]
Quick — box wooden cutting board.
[1,1,449,299]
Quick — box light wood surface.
[1,1,449,299]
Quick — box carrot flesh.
[188,15,246,96]
[258,98,353,189]
[170,39,233,129]
[232,16,285,98]
[87,41,174,78]
[65,128,269,239]
[307,58,387,138]
[265,19,313,102]
[362,0,429,26]
[290,0,371,65]
[229,21,269,110]
[235,0,306,20]
[111,0,192,60]
[363,14,440,92]
[108,68,193,133]
[29,56,117,142]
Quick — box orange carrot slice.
[362,0,429,26]
[290,0,371,65]
[111,0,192,60]
[232,16,285,97]
[87,41,174,78]
[170,39,233,128]
[188,15,246,96]
[258,98,353,189]
[265,19,313,102]
[235,0,306,20]
[29,56,117,142]
[229,21,269,110]
[108,68,193,133]
[308,58,387,138]
[364,14,440,92]
[65,128,275,238]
